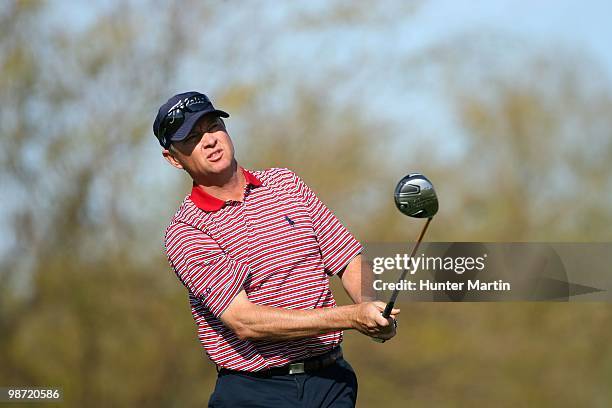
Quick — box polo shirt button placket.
[242,194,252,260]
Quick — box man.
[153,91,399,407]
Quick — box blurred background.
[2,0,612,406]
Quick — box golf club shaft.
[382,217,432,318]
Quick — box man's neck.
[193,161,246,202]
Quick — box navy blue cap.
[153,91,229,147]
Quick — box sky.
[49,1,612,76]
[417,0,612,73]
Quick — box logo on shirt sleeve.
[199,287,212,301]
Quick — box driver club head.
[394,173,438,218]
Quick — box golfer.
[153,91,399,407]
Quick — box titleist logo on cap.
[168,95,210,111]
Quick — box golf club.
[373,174,438,343]
[384,173,438,316]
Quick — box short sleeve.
[289,170,363,275]
[164,222,250,317]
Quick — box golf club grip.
[382,301,395,318]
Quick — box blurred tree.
[374,33,612,242]
[0,1,219,406]
[0,1,413,406]
[452,53,612,241]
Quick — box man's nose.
[201,133,217,149]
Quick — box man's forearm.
[338,254,376,303]
[227,302,358,341]
[222,291,399,342]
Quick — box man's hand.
[352,301,400,341]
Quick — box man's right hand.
[352,301,400,341]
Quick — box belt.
[218,347,343,377]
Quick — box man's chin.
[204,157,235,175]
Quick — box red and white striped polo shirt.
[164,167,362,372]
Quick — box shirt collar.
[189,167,262,212]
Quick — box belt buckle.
[288,362,305,375]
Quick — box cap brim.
[169,109,230,143]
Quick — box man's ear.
[162,148,184,169]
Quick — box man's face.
[162,114,236,179]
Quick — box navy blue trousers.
[208,358,358,407]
